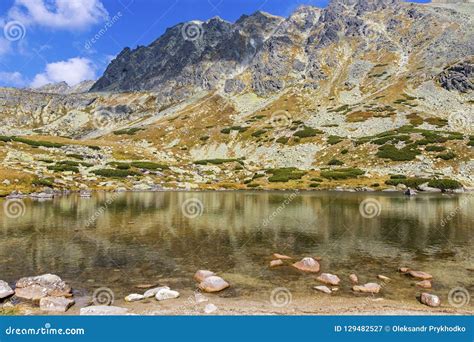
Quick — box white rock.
[125,293,145,302]
[155,288,180,301]
[314,285,332,294]
[143,286,170,298]
[39,297,75,312]
[0,280,14,299]
[204,303,218,314]
[80,306,129,315]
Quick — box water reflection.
[0,191,472,304]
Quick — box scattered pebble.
[194,270,216,282]
[408,271,433,280]
[143,286,170,298]
[39,297,75,312]
[155,288,180,301]
[349,274,358,284]
[292,257,320,273]
[314,285,332,294]
[204,303,218,314]
[199,276,230,293]
[272,253,292,260]
[125,294,145,302]
[317,273,341,286]
[353,283,381,294]
[270,259,284,267]
[416,280,432,289]
[420,293,440,307]
[377,275,391,281]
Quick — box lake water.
[0,191,472,309]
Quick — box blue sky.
[0,0,429,88]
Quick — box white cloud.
[31,57,96,87]
[0,38,11,55]
[8,0,109,30]
[0,71,28,87]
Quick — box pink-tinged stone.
[353,283,381,294]
[292,257,320,273]
[39,297,74,312]
[420,293,440,307]
[408,271,433,280]
[194,270,216,282]
[313,286,332,294]
[398,267,410,273]
[270,259,284,267]
[317,273,341,286]
[15,274,71,300]
[272,253,292,260]
[199,276,230,293]
[349,274,358,284]
[416,280,432,289]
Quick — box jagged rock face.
[91,13,283,101]
[29,80,95,95]
[437,60,474,93]
[91,0,472,100]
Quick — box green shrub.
[276,137,290,144]
[309,183,320,188]
[247,184,259,188]
[47,164,79,173]
[200,136,210,142]
[311,178,323,182]
[425,145,446,152]
[11,137,65,148]
[437,152,456,160]
[320,168,365,180]
[32,178,54,187]
[341,149,349,155]
[427,179,462,190]
[113,128,143,135]
[293,126,323,138]
[267,168,306,183]
[92,169,138,178]
[376,144,420,161]
[87,145,101,151]
[390,174,407,179]
[66,153,84,160]
[251,130,267,137]
[328,159,344,166]
[468,140,474,147]
[385,177,429,188]
[220,128,231,134]
[194,159,242,165]
[327,135,344,145]
[38,159,54,164]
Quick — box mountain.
[0,0,472,194]
[30,80,95,95]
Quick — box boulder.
[420,293,440,307]
[155,288,180,301]
[15,274,71,300]
[292,257,320,273]
[349,274,358,284]
[0,280,14,299]
[125,294,145,302]
[272,253,292,260]
[270,259,284,267]
[80,305,129,315]
[143,286,170,298]
[416,280,432,289]
[39,297,75,312]
[194,270,216,282]
[408,271,433,280]
[316,273,341,286]
[313,285,332,294]
[199,276,230,293]
[353,283,381,294]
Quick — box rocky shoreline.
[1,255,471,316]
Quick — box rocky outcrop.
[15,274,71,301]
[437,60,474,93]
